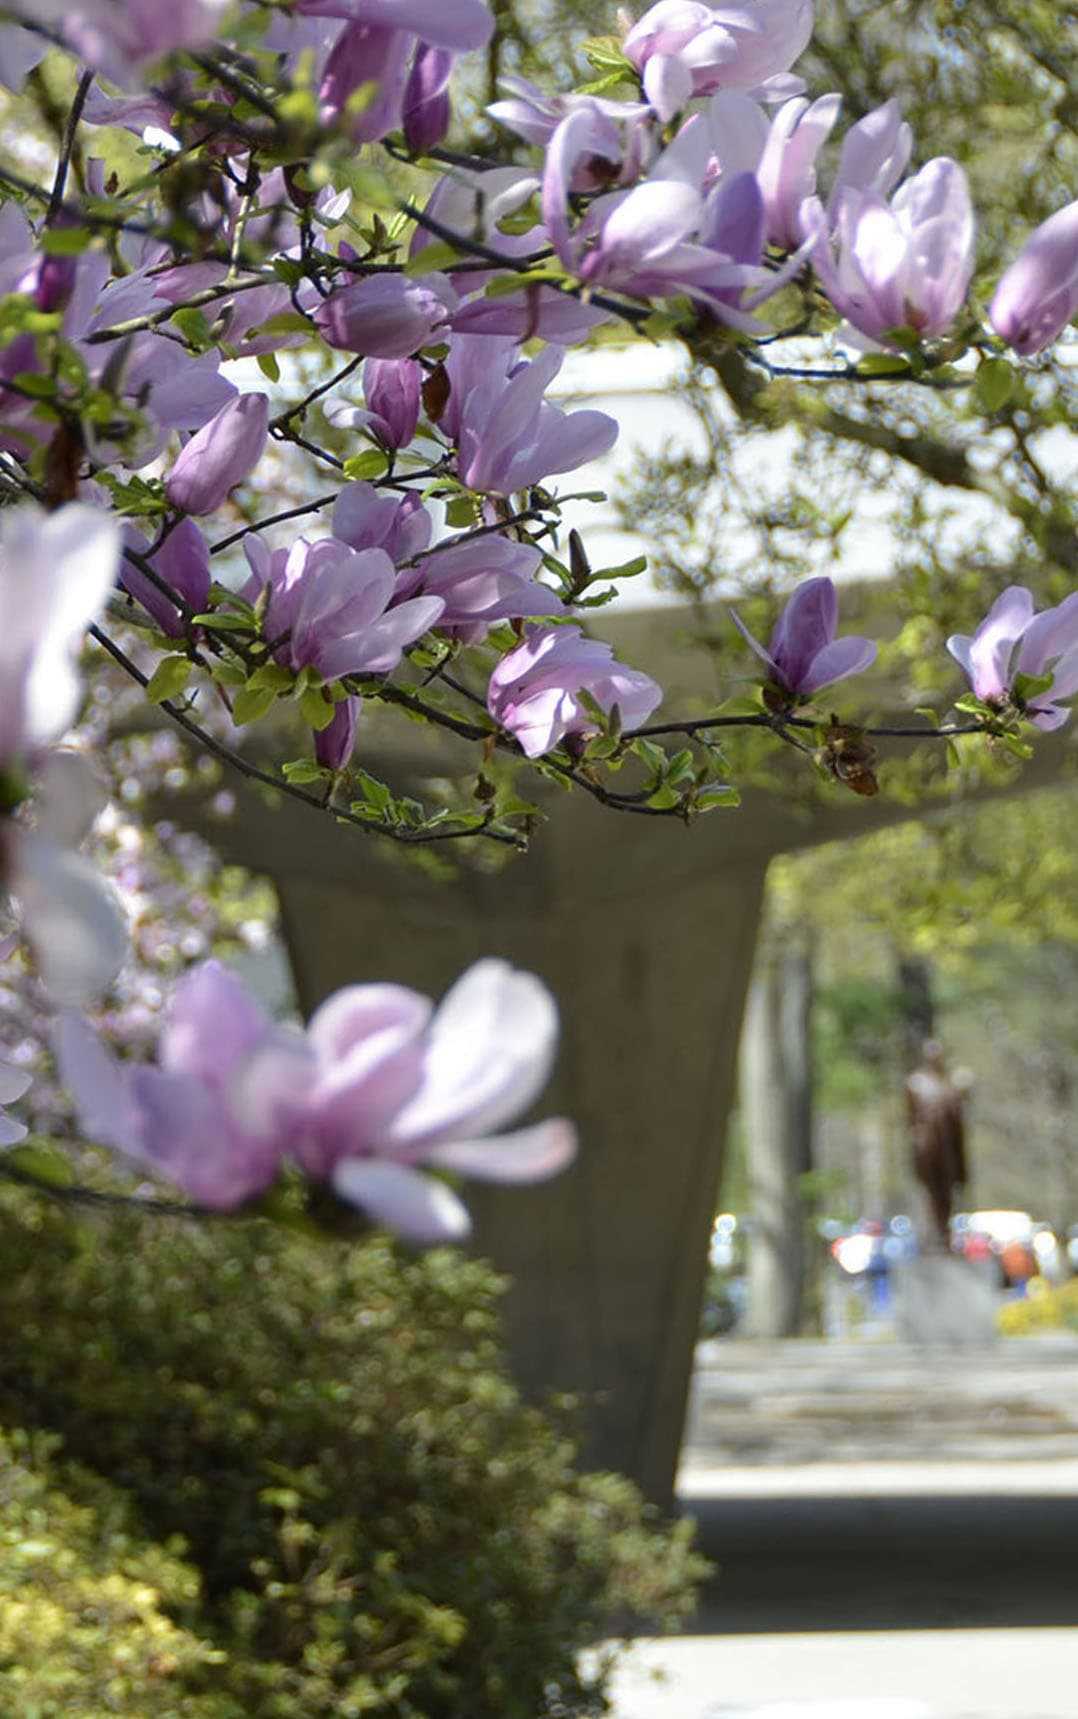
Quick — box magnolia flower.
[706,90,842,251]
[827,97,913,213]
[55,957,576,1243]
[315,273,459,357]
[731,576,877,700]
[314,697,360,770]
[166,394,270,517]
[120,519,212,638]
[7,0,229,83]
[440,337,618,496]
[946,587,1078,730]
[807,158,975,348]
[396,537,565,643]
[989,198,1078,358]
[241,535,444,680]
[0,1060,31,1146]
[487,624,662,757]
[624,0,814,122]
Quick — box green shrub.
[0,1425,221,1717]
[0,1190,706,1717]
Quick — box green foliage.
[0,1193,705,1718]
[0,1426,221,1717]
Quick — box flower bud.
[314,274,458,358]
[403,44,453,155]
[314,697,360,770]
[165,393,269,517]
[364,357,422,448]
[989,198,1078,358]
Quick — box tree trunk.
[743,931,815,1337]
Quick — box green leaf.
[191,612,255,632]
[299,686,336,731]
[343,449,389,480]
[282,759,329,785]
[257,351,281,383]
[232,685,278,725]
[40,227,92,256]
[145,655,193,704]
[593,554,647,581]
[1013,670,1054,703]
[170,306,214,349]
[855,354,911,378]
[694,782,740,811]
[6,1144,75,1188]
[256,311,313,336]
[354,770,393,814]
[444,496,478,528]
[974,357,1015,413]
[646,783,681,809]
[631,738,667,778]
[246,664,294,694]
[404,242,462,276]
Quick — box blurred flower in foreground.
[55,958,576,1243]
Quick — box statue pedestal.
[892,1254,999,1347]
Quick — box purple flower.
[398,537,565,643]
[487,624,663,757]
[364,357,422,448]
[297,0,494,52]
[989,199,1078,358]
[165,393,269,517]
[242,535,444,680]
[730,576,877,700]
[0,1060,31,1146]
[314,697,360,769]
[403,43,453,153]
[807,158,975,348]
[120,519,211,638]
[707,90,841,250]
[440,336,618,495]
[624,0,815,122]
[314,273,459,357]
[332,482,433,562]
[543,114,808,326]
[56,955,576,1243]
[16,0,229,82]
[946,587,1078,730]
[827,97,912,213]
[54,962,300,1208]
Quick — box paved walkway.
[607,1630,1078,1719]
[605,1336,1078,1717]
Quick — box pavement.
[604,1335,1078,1718]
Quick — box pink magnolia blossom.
[7,0,229,82]
[827,97,913,213]
[241,534,444,681]
[806,157,974,348]
[706,90,841,251]
[488,624,662,757]
[730,576,877,700]
[946,587,1078,730]
[396,537,565,642]
[440,336,618,496]
[55,957,576,1242]
[165,393,270,517]
[989,198,1078,358]
[315,272,459,357]
[624,0,814,123]
[314,697,360,770]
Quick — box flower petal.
[425,1117,577,1182]
[332,1158,472,1243]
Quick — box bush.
[0,1189,706,1717]
[0,1425,220,1717]
[998,1277,1078,1336]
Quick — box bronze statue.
[906,1040,969,1246]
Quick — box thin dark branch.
[47,66,94,222]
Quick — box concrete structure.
[174,597,1077,1504]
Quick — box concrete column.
[268,803,767,1505]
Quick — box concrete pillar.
[274,820,767,1504]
